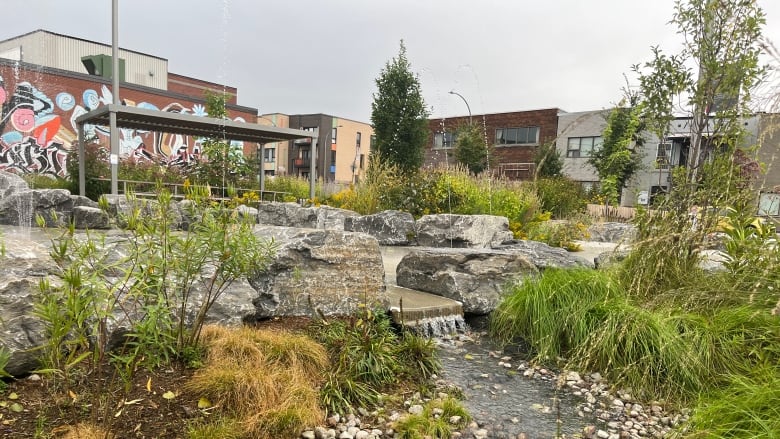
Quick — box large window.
[566,136,602,158]
[496,126,539,146]
[263,148,275,162]
[433,132,457,149]
[656,143,672,169]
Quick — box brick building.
[425,108,561,179]
[0,30,256,177]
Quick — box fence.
[586,204,637,221]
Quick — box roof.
[75,104,312,143]
[0,29,167,61]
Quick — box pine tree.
[370,41,429,174]
[454,123,493,175]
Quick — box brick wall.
[0,61,256,177]
[425,108,560,179]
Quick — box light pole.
[449,90,472,124]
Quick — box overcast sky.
[4,0,780,122]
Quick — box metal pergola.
[75,104,319,199]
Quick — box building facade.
[556,109,780,208]
[0,30,255,177]
[425,108,560,180]
[286,114,372,184]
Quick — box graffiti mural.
[0,74,247,177]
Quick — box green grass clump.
[394,397,471,439]
[309,308,443,415]
[683,369,780,439]
[490,268,623,361]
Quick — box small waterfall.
[408,314,468,338]
[14,189,34,231]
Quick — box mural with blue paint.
[0,76,245,177]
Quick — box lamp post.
[449,90,472,124]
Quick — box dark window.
[566,136,602,158]
[495,126,539,145]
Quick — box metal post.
[78,123,86,197]
[449,90,472,124]
[308,127,318,200]
[259,143,266,197]
[110,0,120,195]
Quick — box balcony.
[294,158,310,168]
[294,137,312,145]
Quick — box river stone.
[256,202,317,228]
[415,214,514,248]
[73,206,110,229]
[247,225,385,318]
[495,239,594,269]
[0,170,28,200]
[587,222,636,243]
[0,189,74,227]
[70,195,100,209]
[344,210,416,245]
[317,205,359,231]
[593,250,631,270]
[396,247,538,315]
[0,234,57,376]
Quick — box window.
[434,132,456,149]
[332,127,337,143]
[566,136,602,158]
[330,150,336,165]
[356,132,361,147]
[656,143,672,168]
[496,126,539,145]
[263,148,275,162]
[359,154,365,169]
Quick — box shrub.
[394,397,470,439]
[66,141,109,200]
[534,177,587,219]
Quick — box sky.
[3,0,780,122]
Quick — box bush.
[534,177,587,219]
[66,141,109,200]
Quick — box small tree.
[454,123,494,175]
[371,41,429,174]
[588,94,645,205]
[534,141,563,179]
[193,92,251,190]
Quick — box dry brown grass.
[187,325,328,437]
[54,423,114,439]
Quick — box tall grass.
[187,325,327,437]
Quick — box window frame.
[495,126,540,146]
[566,136,602,158]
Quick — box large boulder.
[345,210,416,245]
[317,205,359,231]
[415,214,514,248]
[396,248,538,315]
[0,171,28,200]
[102,194,183,230]
[495,239,594,269]
[587,222,636,243]
[0,189,74,227]
[0,234,56,376]
[256,202,318,228]
[73,206,111,229]
[248,225,385,318]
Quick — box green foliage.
[191,92,251,188]
[35,186,276,381]
[683,369,780,439]
[22,174,72,190]
[588,94,644,206]
[310,307,441,414]
[525,220,589,251]
[371,40,429,174]
[394,397,470,439]
[453,123,493,175]
[0,346,12,381]
[534,177,587,219]
[533,141,563,178]
[264,175,318,202]
[66,141,110,201]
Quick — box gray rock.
[317,205,359,231]
[594,250,630,270]
[256,202,317,228]
[70,195,100,209]
[73,206,110,229]
[396,247,538,315]
[0,235,57,376]
[235,204,258,221]
[345,210,416,245]
[0,189,74,227]
[248,226,385,319]
[0,171,28,200]
[587,222,636,243]
[495,239,594,269]
[102,194,182,230]
[415,214,514,248]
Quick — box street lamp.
[449,90,472,124]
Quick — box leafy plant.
[453,123,494,175]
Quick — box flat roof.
[75,104,312,143]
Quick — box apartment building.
[286,114,372,184]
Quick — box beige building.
[257,113,290,177]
